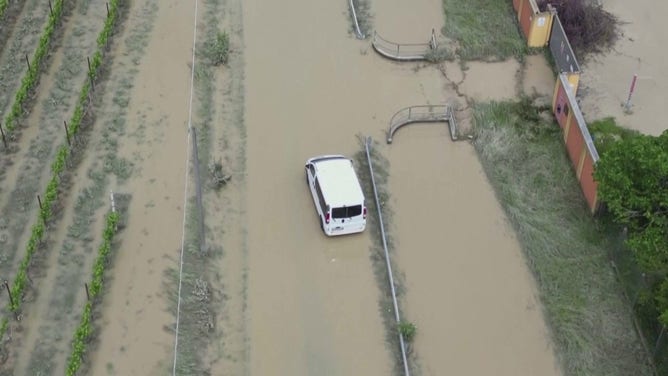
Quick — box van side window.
[309,164,316,177]
[314,178,327,212]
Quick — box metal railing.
[372,30,437,61]
[364,136,410,376]
[387,105,458,143]
[349,0,365,39]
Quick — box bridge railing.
[387,105,453,143]
[372,30,436,61]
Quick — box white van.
[305,155,367,236]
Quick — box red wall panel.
[519,2,533,38]
[579,154,598,211]
[565,120,584,167]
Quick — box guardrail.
[364,136,410,376]
[349,0,365,39]
[386,104,458,143]
[372,30,436,61]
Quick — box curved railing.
[386,104,458,143]
[372,30,436,61]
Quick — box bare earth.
[578,0,668,136]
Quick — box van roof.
[311,156,364,207]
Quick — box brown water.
[243,0,562,375]
[577,0,667,136]
[90,0,190,374]
[522,54,556,99]
[78,0,564,373]
[242,0,392,374]
[386,129,561,375]
[458,60,521,101]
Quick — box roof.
[311,156,365,207]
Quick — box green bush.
[0,0,8,21]
[588,117,639,156]
[205,31,230,66]
[398,321,417,342]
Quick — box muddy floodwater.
[244,0,559,375]
[83,0,561,374]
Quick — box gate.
[549,13,581,91]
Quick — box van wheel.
[305,170,309,186]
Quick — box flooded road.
[243,0,560,373]
[386,128,561,375]
[243,0,393,374]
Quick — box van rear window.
[332,205,362,218]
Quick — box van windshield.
[332,205,362,218]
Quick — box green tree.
[594,130,668,323]
[594,131,668,270]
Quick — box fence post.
[63,121,71,146]
[3,281,14,311]
[624,73,638,112]
[87,56,95,91]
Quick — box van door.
[330,205,364,229]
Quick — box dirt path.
[578,0,667,136]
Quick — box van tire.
[305,169,309,186]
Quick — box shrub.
[205,31,229,66]
[587,117,639,156]
[537,0,619,58]
[398,321,417,342]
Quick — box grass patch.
[0,0,28,57]
[167,198,216,375]
[0,4,47,113]
[472,100,653,375]
[424,45,456,63]
[441,0,527,61]
[587,117,640,157]
[203,31,229,66]
[168,0,226,373]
